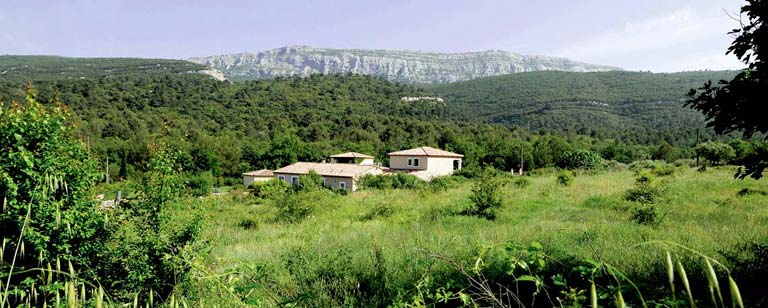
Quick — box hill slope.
[427,70,738,143]
[0,55,222,81]
[189,45,621,83]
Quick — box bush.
[425,175,465,192]
[274,192,315,223]
[558,150,605,170]
[273,188,337,223]
[294,170,324,192]
[466,169,504,220]
[392,172,424,189]
[557,170,574,186]
[512,176,530,188]
[251,178,290,199]
[359,174,394,190]
[239,218,258,230]
[695,141,736,166]
[187,172,213,197]
[359,204,395,221]
[624,172,663,204]
[629,205,663,226]
[454,165,483,179]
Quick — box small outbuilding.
[242,169,274,186]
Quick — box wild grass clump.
[557,170,575,186]
[359,204,395,221]
[512,176,530,188]
[239,218,258,230]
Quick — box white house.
[242,169,274,186]
[388,146,463,180]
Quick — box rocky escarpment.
[189,46,621,84]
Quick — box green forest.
[0,56,754,183]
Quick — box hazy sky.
[0,0,747,72]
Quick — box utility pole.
[519,143,524,175]
[106,156,110,185]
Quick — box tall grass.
[181,166,767,306]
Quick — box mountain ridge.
[189,45,622,83]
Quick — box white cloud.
[556,6,743,72]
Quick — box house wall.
[273,172,357,192]
[424,157,462,178]
[243,176,272,187]
[322,176,355,191]
[389,155,428,170]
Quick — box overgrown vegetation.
[1,87,202,306]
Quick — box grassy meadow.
[182,166,768,307]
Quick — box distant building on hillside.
[387,146,463,180]
[242,169,274,186]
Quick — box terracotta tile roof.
[387,146,463,158]
[329,152,375,159]
[274,162,380,178]
[242,169,274,177]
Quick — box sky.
[0,0,747,72]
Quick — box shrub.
[624,172,663,204]
[274,192,315,223]
[251,178,290,199]
[629,205,664,226]
[558,150,605,170]
[359,204,395,221]
[273,189,336,223]
[426,175,465,192]
[695,141,736,166]
[512,176,530,188]
[294,170,324,192]
[187,172,213,197]
[652,164,677,176]
[359,174,394,190]
[466,169,504,220]
[392,172,424,189]
[239,218,258,230]
[454,165,483,179]
[557,170,574,186]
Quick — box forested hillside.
[0,57,742,181]
[428,70,739,144]
[0,55,206,80]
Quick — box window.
[407,158,412,166]
[291,176,299,185]
[278,175,285,181]
[339,181,346,189]
[413,158,420,167]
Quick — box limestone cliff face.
[189,46,621,84]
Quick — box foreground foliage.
[1,88,201,306]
